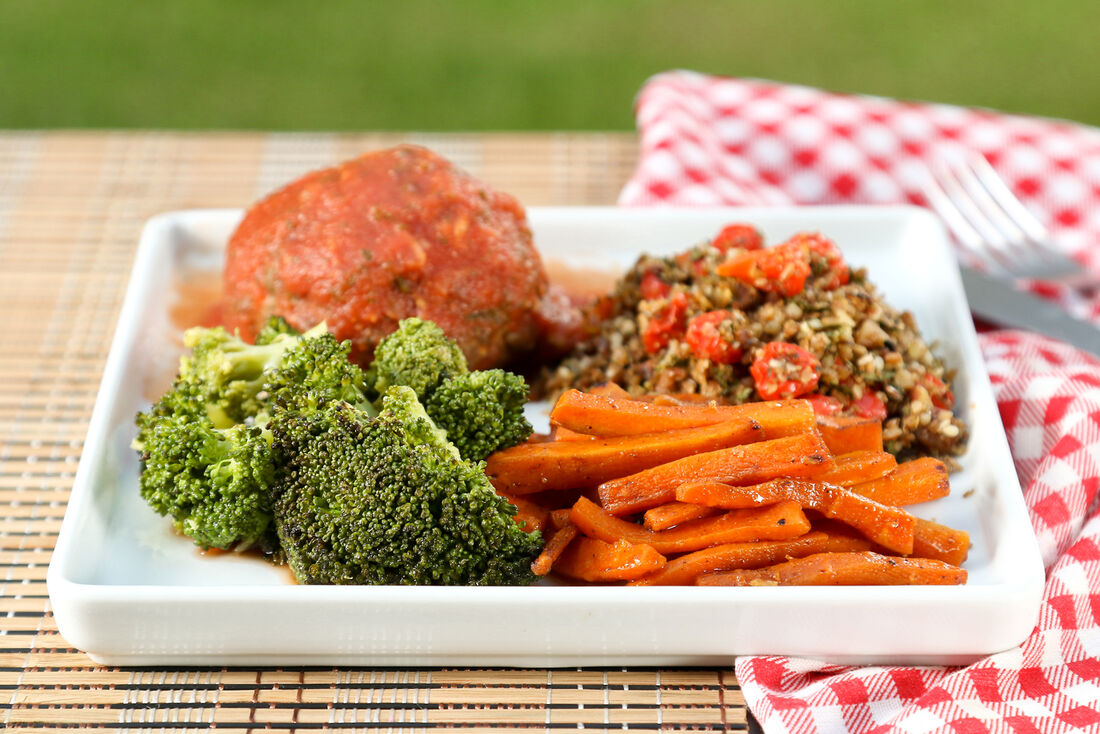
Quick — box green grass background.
[2,0,1097,130]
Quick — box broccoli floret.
[269,386,541,586]
[134,322,374,550]
[265,330,375,415]
[368,318,468,402]
[426,370,532,462]
[255,315,301,345]
[179,325,314,426]
[134,389,275,551]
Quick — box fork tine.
[948,157,1040,269]
[969,155,1048,242]
[917,166,1006,273]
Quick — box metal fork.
[920,154,1091,285]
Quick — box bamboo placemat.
[0,131,753,731]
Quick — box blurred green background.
[2,0,1097,130]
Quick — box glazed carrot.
[569,496,810,556]
[552,426,596,442]
[675,479,915,554]
[849,457,950,507]
[816,415,883,454]
[486,419,790,495]
[819,451,897,487]
[549,508,574,530]
[696,551,967,586]
[629,531,872,586]
[643,502,720,531]
[531,525,580,576]
[597,432,833,516]
[642,392,724,406]
[588,382,633,400]
[553,537,667,582]
[501,493,551,534]
[550,389,814,438]
[911,518,970,566]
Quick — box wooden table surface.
[0,131,754,732]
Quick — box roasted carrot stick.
[531,525,580,576]
[628,531,872,586]
[486,418,793,496]
[588,382,633,400]
[552,537,667,582]
[696,551,967,586]
[642,392,724,406]
[911,518,970,566]
[500,493,551,534]
[820,451,897,487]
[550,389,815,438]
[597,432,833,516]
[849,457,950,506]
[675,479,915,555]
[643,502,720,531]
[569,496,810,556]
[549,508,573,530]
[552,426,596,442]
[816,415,883,454]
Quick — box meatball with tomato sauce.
[222,145,549,369]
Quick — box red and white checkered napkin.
[618,72,1100,733]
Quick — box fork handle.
[960,267,1100,357]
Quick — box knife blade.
[960,266,1100,357]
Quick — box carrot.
[696,551,967,586]
[675,479,915,555]
[569,496,810,555]
[911,518,970,566]
[643,502,720,531]
[552,537,667,582]
[816,415,883,454]
[628,531,872,586]
[486,418,790,496]
[500,493,551,534]
[550,389,814,438]
[552,426,596,442]
[849,457,950,506]
[641,392,725,406]
[820,451,897,487]
[587,382,633,400]
[531,525,580,576]
[549,508,574,530]
[597,432,833,516]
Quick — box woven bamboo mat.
[0,131,755,731]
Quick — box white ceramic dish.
[48,206,1044,667]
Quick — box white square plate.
[47,206,1044,667]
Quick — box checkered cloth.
[618,72,1100,733]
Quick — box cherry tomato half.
[852,393,887,421]
[790,232,850,289]
[640,270,671,301]
[685,310,742,364]
[712,223,763,253]
[805,393,844,417]
[716,242,812,296]
[750,342,821,399]
[642,292,689,355]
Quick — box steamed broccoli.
[134,323,373,550]
[133,385,275,551]
[177,324,321,427]
[368,318,468,402]
[367,318,531,461]
[255,315,301,345]
[426,369,532,462]
[269,386,542,586]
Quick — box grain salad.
[539,224,967,463]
